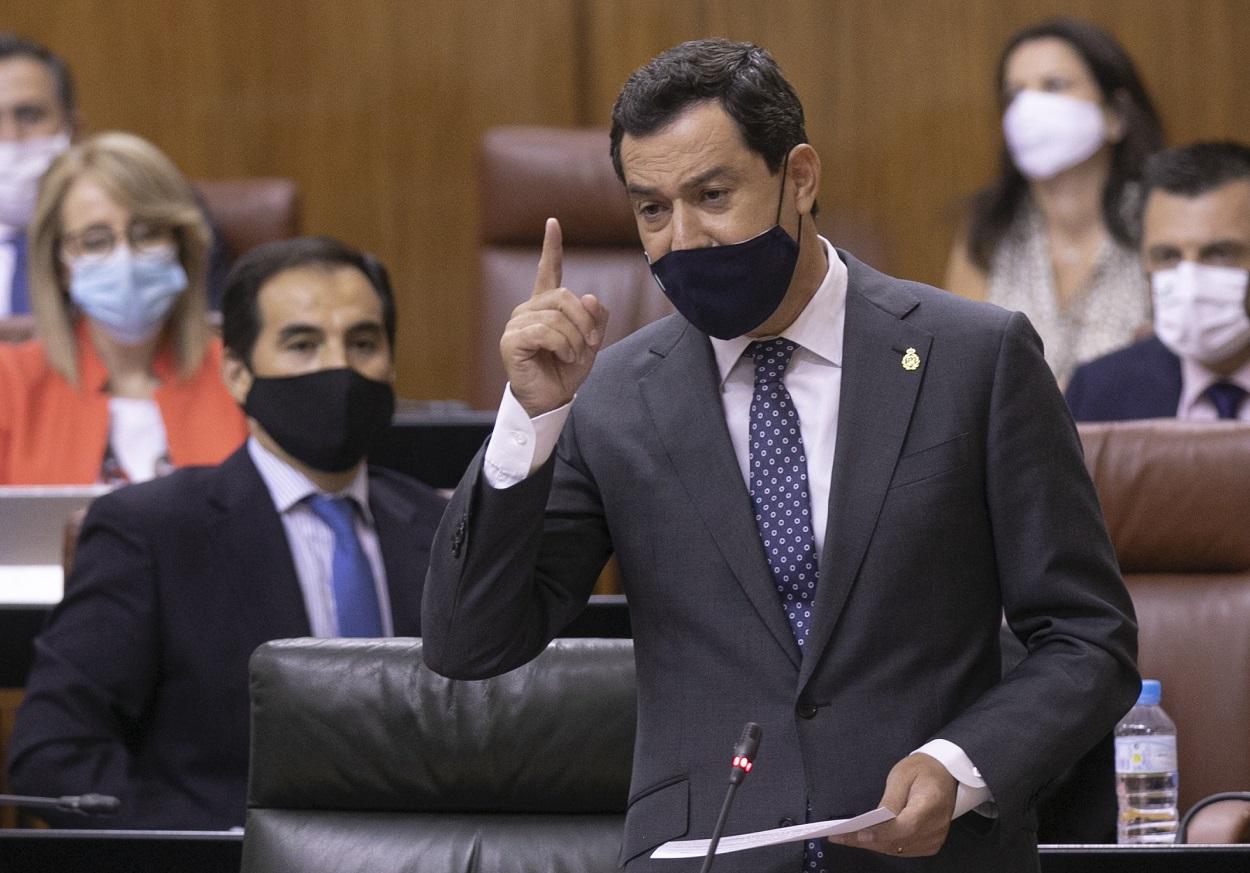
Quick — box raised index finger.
[532,217,564,296]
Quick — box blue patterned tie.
[748,339,820,647]
[1205,381,1246,420]
[746,339,827,873]
[9,233,29,315]
[306,494,383,637]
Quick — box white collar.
[247,435,374,523]
[1178,354,1250,417]
[710,235,847,385]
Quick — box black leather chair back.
[241,637,636,873]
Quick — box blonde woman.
[0,131,245,484]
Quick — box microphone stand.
[0,792,121,816]
[698,722,762,873]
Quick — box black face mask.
[646,157,800,340]
[244,368,395,473]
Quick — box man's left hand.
[826,752,957,858]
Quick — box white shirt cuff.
[482,384,571,489]
[914,738,997,819]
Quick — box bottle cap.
[1137,679,1161,706]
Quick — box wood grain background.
[8,0,1249,402]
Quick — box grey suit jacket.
[423,251,1138,872]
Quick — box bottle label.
[1115,735,1177,773]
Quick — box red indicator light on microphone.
[732,755,753,772]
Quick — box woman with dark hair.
[945,17,1164,385]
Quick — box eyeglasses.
[60,220,176,261]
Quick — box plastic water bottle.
[1115,679,1179,844]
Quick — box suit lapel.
[641,319,801,668]
[370,474,426,636]
[1151,338,1183,417]
[208,447,311,642]
[800,257,931,686]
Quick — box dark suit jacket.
[999,626,1116,844]
[1065,337,1182,422]
[5,445,445,829]
[423,252,1139,871]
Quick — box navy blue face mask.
[646,161,800,340]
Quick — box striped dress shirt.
[247,437,394,637]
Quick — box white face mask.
[0,132,71,229]
[1152,260,1250,365]
[1002,90,1106,181]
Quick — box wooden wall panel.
[6,0,1250,401]
[583,0,1250,290]
[6,0,579,402]
[578,0,709,125]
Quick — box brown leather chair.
[194,177,301,261]
[1079,420,1250,841]
[471,126,892,410]
[473,127,670,410]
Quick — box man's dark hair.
[221,236,397,368]
[609,39,809,183]
[0,33,75,117]
[1142,141,1250,203]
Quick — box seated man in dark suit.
[1067,142,1250,421]
[5,236,446,829]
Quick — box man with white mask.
[0,33,74,317]
[1067,142,1250,421]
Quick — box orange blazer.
[0,322,248,485]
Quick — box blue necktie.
[9,233,29,316]
[747,339,827,873]
[306,494,383,637]
[1205,381,1246,420]
[748,339,820,647]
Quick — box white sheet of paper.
[0,565,64,605]
[651,806,896,859]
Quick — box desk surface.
[1,832,1247,873]
[1041,843,1250,873]
[0,829,244,873]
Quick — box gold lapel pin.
[901,347,920,371]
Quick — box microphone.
[699,722,762,873]
[730,721,762,785]
[0,792,121,815]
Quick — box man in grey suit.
[423,39,1137,872]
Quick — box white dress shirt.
[483,236,991,816]
[1177,355,1250,421]
[247,437,393,637]
[708,236,846,557]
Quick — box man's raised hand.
[500,218,609,417]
